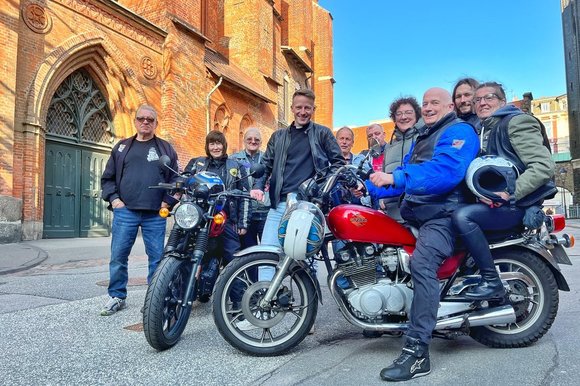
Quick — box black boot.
[459,228,506,300]
[380,337,430,382]
[465,268,506,300]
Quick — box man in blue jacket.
[370,88,479,381]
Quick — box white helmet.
[278,201,325,260]
[465,156,519,203]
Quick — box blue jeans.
[261,202,287,246]
[108,207,166,299]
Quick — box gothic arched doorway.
[43,68,114,238]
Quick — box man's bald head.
[421,88,455,126]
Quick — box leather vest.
[405,113,472,205]
[486,112,526,173]
[485,112,556,207]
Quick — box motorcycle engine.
[347,279,413,318]
[335,243,413,320]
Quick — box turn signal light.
[213,213,225,225]
[568,235,575,248]
[159,207,170,218]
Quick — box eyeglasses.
[246,137,261,143]
[473,94,500,104]
[395,110,415,118]
[136,116,156,123]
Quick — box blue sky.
[318,1,567,128]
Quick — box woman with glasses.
[365,96,423,220]
[452,82,555,300]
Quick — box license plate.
[551,244,572,265]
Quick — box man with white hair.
[232,127,270,247]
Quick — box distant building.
[561,0,580,203]
[530,94,571,162]
[346,120,396,154]
[0,0,334,242]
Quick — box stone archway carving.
[24,32,147,133]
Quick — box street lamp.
[559,167,568,218]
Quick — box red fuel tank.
[327,205,416,246]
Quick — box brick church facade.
[0,0,334,242]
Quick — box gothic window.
[239,114,252,150]
[46,69,113,144]
[213,104,230,133]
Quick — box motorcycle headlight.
[174,203,203,229]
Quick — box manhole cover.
[96,277,148,287]
[124,323,144,332]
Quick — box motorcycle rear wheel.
[212,253,318,356]
[469,249,559,348]
[143,256,193,350]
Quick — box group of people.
[99,77,555,382]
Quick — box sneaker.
[380,337,430,382]
[100,297,126,316]
[236,319,260,331]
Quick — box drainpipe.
[206,76,223,134]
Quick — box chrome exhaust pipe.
[435,305,516,330]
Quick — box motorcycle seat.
[483,226,525,243]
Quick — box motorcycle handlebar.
[149,183,176,190]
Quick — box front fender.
[234,245,283,258]
[519,242,570,291]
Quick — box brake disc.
[241,281,286,328]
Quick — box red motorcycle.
[211,164,574,356]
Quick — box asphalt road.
[1,227,579,386]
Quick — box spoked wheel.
[470,249,559,348]
[212,253,318,356]
[143,257,193,350]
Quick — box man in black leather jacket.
[251,89,344,246]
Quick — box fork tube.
[183,228,209,306]
[259,254,294,307]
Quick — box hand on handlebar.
[351,181,366,198]
[250,189,264,202]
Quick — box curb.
[0,245,49,276]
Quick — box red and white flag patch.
[451,139,465,149]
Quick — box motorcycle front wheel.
[469,249,559,348]
[143,256,193,350]
[212,253,318,356]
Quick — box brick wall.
[1,0,333,240]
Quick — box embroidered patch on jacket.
[147,147,160,162]
[451,139,465,149]
[118,144,126,152]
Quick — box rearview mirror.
[368,138,381,158]
[250,164,265,178]
[159,155,171,168]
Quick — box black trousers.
[240,216,267,249]
[452,203,525,272]
[400,202,456,345]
